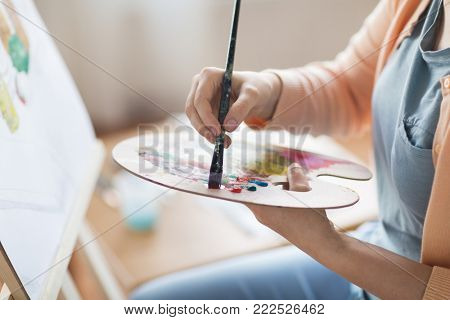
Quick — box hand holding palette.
[113,133,371,209]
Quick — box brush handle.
[209,0,241,187]
[218,0,241,126]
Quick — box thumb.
[224,86,258,132]
[287,163,311,192]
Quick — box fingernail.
[207,132,215,144]
[224,138,232,149]
[225,119,238,132]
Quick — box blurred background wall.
[34,0,378,134]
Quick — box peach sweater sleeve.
[263,0,394,137]
[421,76,450,300]
[258,0,450,299]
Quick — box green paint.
[8,34,29,73]
[247,186,257,192]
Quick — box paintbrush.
[208,0,241,189]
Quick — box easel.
[0,140,124,300]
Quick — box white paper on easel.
[0,0,96,299]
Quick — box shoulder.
[384,0,428,19]
[385,0,404,18]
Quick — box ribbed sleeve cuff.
[423,266,450,300]
[264,68,309,127]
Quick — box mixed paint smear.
[279,147,347,170]
[139,146,347,193]
[139,148,269,193]
[0,1,30,133]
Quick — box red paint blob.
[230,188,242,193]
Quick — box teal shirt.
[351,0,450,299]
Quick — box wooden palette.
[112,133,372,209]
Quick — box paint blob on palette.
[113,134,372,209]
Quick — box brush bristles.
[208,172,222,189]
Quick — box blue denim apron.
[350,0,450,299]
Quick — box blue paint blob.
[249,180,268,187]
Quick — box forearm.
[249,190,433,300]
[293,230,432,299]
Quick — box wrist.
[258,71,281,121]
[295,223,346,259]
[313,231,349,265]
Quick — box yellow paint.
[0,80,19,133]
[246,151,288,176]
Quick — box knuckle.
[185,104,194,117]
[200,67,213,77]
[198,126,210,138]
[191,74,200,83]
[244,85,259,99]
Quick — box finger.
[185,74,200,125]
[187,106,216,144]
[185,74,200,110]
[186,86,215,145]
[186,76,216,143]
[224,85,258,132]
[195,95,221,137]
[287,163,311,192]
[194,70,222,136]
[224,134,232,149]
